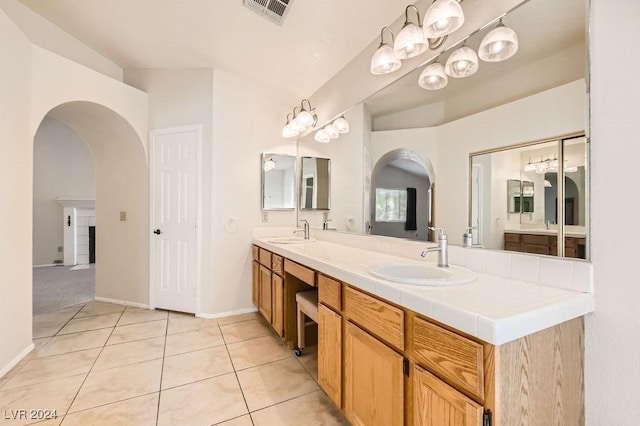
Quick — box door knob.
[153,229,162,235]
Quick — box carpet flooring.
[32,265,95,315]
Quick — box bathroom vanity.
[251,236,593,426]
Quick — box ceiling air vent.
[243,0,293,25]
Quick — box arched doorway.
[370,149,436,241]
[31,101,149,324]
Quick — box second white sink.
[369,263,476,286]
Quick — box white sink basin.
[267,236,316,244]
[369,263,476,286]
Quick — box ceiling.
[19,0,409,102]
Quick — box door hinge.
[403,358,410,377]
[483,409,492,426]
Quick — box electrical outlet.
[323,211,329,221]
[261,211,268,223]
[57,246,63,253]
[120,211,127,221]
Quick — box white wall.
[436,80,586,245]
[0,6,33,376]
[209,69,294,315]
[33,116,95,265]
[587,0,640,424]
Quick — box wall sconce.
[394,5,428,60]
[371,27,401,75]
[423,0,465,38]
[282,99,317,138]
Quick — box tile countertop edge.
[252,237,595,346]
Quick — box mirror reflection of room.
[262,153,296,210]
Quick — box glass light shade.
[535,162,548,174]
[523,162,536,172]
[393,23,428,60]
[263,159,276,172]
[333,116,349,133]
[324,124,339,139]
[478,24,519,62]
[314,129,330,143]
[548,158,559,172]
[296,109,315,127]
[445,46,478,78]
[290,117,305,133]
[544,179,552,188]
[418,62,448,90]
[423,0,465,38]
[564,165,578,173]
[371,43,401,75]
[282,123,299,138]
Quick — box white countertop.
[252,237,594,346]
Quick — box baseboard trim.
[0,343,35,379]
[197,307,258,319]
[94,297,150,309]
[33,264,58,268]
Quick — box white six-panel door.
[151,126,200,313]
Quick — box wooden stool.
[294,290,318,356]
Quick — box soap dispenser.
[463,227,473,248]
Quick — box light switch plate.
[120,211,127,221]
[261,211,268,223]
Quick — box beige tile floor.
[0,301,348,426]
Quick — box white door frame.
[149,124,203,313]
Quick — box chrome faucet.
[421,227,448,268]
[294,220,310,239]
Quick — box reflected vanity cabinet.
[315,271,584,426]
[252,245,284,337]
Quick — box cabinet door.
[252,261,260,308]
[271,273,284,337]
[259,265,272,322]
[318,304,342,407]
[413,365,483,426]
[344,321,403,426]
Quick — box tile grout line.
[59,304,127,422]
[155,313,170,426]
[219,320,255,425]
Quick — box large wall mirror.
[262,153,296,210]
[296,0,588,257]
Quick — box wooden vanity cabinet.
[258,264,272,322]
[252,246,284,336]
[318,274,342,408]
[505,232,586,258]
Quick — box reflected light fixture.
[332,116,350,133]
[324,123,339,139]
[418,60,448,90]
[282,113,298,138]
[371,27,401,75]
[445,44,478,78]
[263,157,276,172]
[394,5,428,60]
[478,19,519,62]
[314,128,330,143]
[423,0,465,39]
[544,180,552,188]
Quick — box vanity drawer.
[284,259,316,286]
[272,254,284,276]
[412,316,484,400]
[318,274,341,312]
[522,243,550,255]
[259,248,271,267]
[504,233,521,243]
[504,242,521,252]
[343,286,404,351]
[252,245,259,261]
[522,234,549,246]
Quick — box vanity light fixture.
[478,18,519,62]
[444,43,478,78]
[423,0,465,39]
[544,179,552,188]
[282,100,318,138]
[394,5,429,60]
[523,155,579,174]
[314,116,350,143]
[371,27,401,75]
[418,60,448,90]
